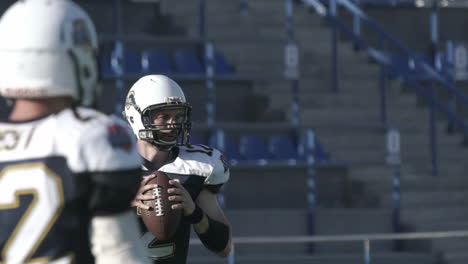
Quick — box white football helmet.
[123,75,192,150]
[0,0,98,106]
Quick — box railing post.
[430,0,439,57]
[240,0,248,16]
[353,0,361,50]
[429,84,439,177]
[228,251,235,264]
[204,41,216,127]
[112,41,125,116]
[329,0,339,93]
[113,0,123,38]
[363,239,371,264]
[392,165,402,249]
[379,39,388,126]
[199,0,206,39]
[214,129,234,264]
[429,0,439,177]
[445,40,456,134]
[285,0,301,126]
[305,129,316,253]
[386,127,402,250]
[112,0,125,116]
[215,130,226,210]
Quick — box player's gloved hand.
[168,179,196,216]
[131,174,158,210]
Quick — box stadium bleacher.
[2,0,467,263]
[100,46,235,77]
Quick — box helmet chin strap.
[139,129,178,152]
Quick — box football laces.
[153,186,164,216]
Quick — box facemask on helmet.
[123,75,192,151]
[0,0,99,106]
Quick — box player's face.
[150,107,185,134]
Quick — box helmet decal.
[72,19,92,48]
[165,96,183,104]
[125,91,141,113]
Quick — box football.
[140,171,181,240]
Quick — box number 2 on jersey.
[0,162,68,263]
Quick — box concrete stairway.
[158,0,468,263]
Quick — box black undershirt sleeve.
[76,168,141,216]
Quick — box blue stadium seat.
[99,48,142,76]
[209,135,241,164]
[141,50,172,74]
[123,49,142,74]
[239,135,269,162]
[268,135,298,161]
[225,137,241,164]
[173,49,204,75]
[315,140,330,163]
[298,136,330,164]
[99,53,114,77]
[214,51,234,75]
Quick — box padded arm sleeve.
[197,215,230,253]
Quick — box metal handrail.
[318,0,468,131]
[190,230,468,264]
[190,230,468,244]
[326,16,468,132]
[300,0,468,177]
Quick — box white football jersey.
[0,107,141,171]
[139,144,229,263]
[151,144,230,186]
[0,107,143,264]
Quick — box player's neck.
[9,97,73,121]
[137,140,172,167]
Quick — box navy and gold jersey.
[0,107,141,264]
[140,144,230,264]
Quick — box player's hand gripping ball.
[140,171,182,240]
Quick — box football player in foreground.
[0,0,150,263]
[123,75,233,263]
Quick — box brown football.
[141,171,181,240]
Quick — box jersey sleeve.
[76,115,142,215]
[80,116,141,173]
[204,148,230,186]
